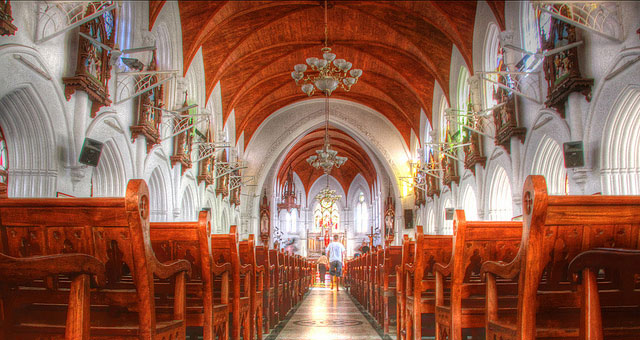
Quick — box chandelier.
[315,184,341,212]
[291,0,363,96]
[306,94,347,174]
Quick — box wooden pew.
[150,211,232,340]
[0,253,106,340]
[380,244,402,334]
[480,175,640,340]
[433,210,521,340]
[405,227,452,340]
[268,248,281,327]
[396,235,413,340]
[255,245,274,332]
[568,248,640,340]
[277,250,290,319]
[0,179,191,339]
[239,235,265,340]
[211,225,252,340]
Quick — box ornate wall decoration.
[216,150,229,198]
[170,96,194,175]
[277,167,300,213]
[384,192,395,242]
[63,2,116,117]
[426,150,440,198]
[130,50,163,154]
[441,131,459,190]
[493,84,526,153]
[542,14,593,116]
[259,191,270,245]
[463,119,487,175]
[197,130,214,186]
[0,0,17,36]
[229,169,241,206]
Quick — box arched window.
[454,67,471,143]
[441,197,454,235]
[520,2,551,69]
[483,24,502,110]
[461,186,479,220]
[439,97,449,144]
[426,207,436,234]
[532,136,568,194]
[488,166,513,220]
[286,209,298,233]
[601,87,640,195]
[314,201,340,232]
[355,192,368,233]
[0,125,7,186]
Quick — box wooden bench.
[405,227,452,340]
[480,175,640,340]
[150,211,231,340]
[211,225,252,340]
[239,235,265,340]
[433,210,521,340]
[380,244,402,334]
[268,248,281,327]
[0,179,191,339]
[396,235,413,340]
[255,245,274,332]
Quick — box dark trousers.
[318,264,327,283]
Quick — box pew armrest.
[240,263,253,275]
[404,263,415,274]
[569,248,640,279]
[213,262,232,276]
[153,258,192,280]
[480,256,521,280]
[433,262,451,277]
[0,253,107,286]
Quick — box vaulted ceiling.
[149,1,491,192]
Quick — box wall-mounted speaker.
[78,138,103,167]
[445,208,455,220]
[404,209,414,229]
[563,141,584,168]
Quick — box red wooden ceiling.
[276,127,377,196]
[150,1,482,192]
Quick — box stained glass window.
[355,192,368,233]
[521,1,551,70]
[0,125,7,185]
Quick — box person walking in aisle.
[316,251,329,286]
[326,234,346,291]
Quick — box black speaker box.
[79,138,103,167]
[563,141,584,168]
[445,207,455,220]
[404,209,413,229]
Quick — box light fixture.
[291,0,362,96]
[306,94,347,174]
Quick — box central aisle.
[272,288,383,340]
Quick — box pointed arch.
[532,135,567,195]
[487,165,513,220]
[148,167,168,222]
[91,139,126,197]
[601,86,640,195]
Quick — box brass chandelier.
[306,94,347,174]
[291,0,363,96]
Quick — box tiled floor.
[271,288,383,340]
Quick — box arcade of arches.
[0,1,639,340]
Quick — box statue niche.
[541,13,593,117]
[492,80,526,154]
[170,95,194,175]
[130,50,164,154]
[197,129,214,186]
[63,2,116,117]
[0,0,17,36]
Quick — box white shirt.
[326,241,346,263]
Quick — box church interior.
[0,1,639,339]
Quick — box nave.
[266,288,383,340]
